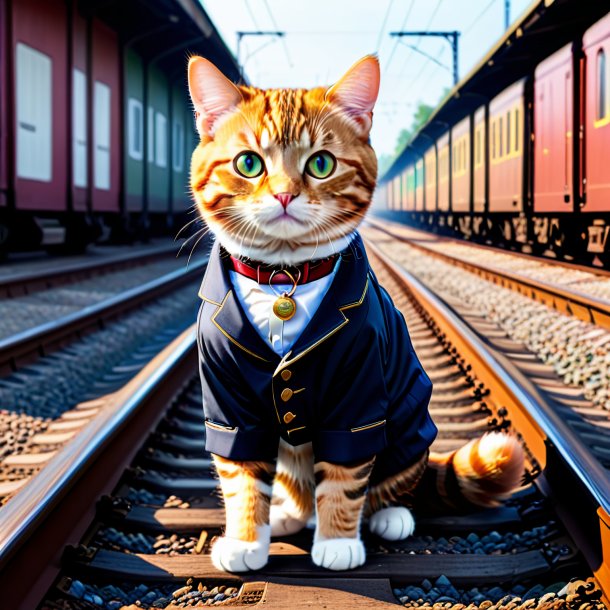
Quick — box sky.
[200,0,533,158]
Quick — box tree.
[377,100,436,178]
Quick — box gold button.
[281,369,292,381]
[283,412,296,424]
[280,388,293,402]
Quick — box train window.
[73,69,88,187]
[128,98,143,161]
[93,81,111,191]
[499,117,504,160]
[172,120,184,172]
[514,108,520,152]
[155,112,167,168]
[15,43,52,182]
[506,112,511,154]
[147,107,155,163]
[597,49,607,121]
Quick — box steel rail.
[0,258,206,372]
[365,239,610,599]
[368,217,610,330]
[0,325,198,609]
[0,241,179,296]
[367,239,610,513]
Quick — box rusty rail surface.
[368,217,610,331]
[0,241,178,298]
[0,239,607,608]
[0,257,206,373]
[365,239,610,601]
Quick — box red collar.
[228,254,339,285]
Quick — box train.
[0,0,240,254]
[378,1,610,268]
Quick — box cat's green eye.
[233,151,264,178]
[305,151,336,179]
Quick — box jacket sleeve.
[197,304,278,462]
[376,289,437,479]
[312,285,436,470]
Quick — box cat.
[188,54,524,573]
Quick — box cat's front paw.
[270,504,308,537]
[311,538,365,571]
[368,506,415,541]
[211,525,270,572]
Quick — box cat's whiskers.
[177,227,207,259]
[185,229,208,268]
[174,216,204,241]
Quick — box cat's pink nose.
[273,192,295,209]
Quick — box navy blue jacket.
[197,233,437,482]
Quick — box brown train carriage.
[437,133,450,213]
[424,146,436,212]
[406,166,415,211]
[451,116,471,213]
[415,158,424,211]
[473,107,486,213]
[488,79,525,214]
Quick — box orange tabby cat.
[189,55,524,573]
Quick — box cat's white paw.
[311,538,366,571]
[270,504,308,537]
[368,506,415,541]
[211,525,270,572]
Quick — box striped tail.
[415,432,525,513]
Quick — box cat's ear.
[326,55,380,135]
[188,56,243,138]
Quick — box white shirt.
[229,262,339,356]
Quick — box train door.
[73,69,87,190]
[90,19,120,213]
[15,43,52,184]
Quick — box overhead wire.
[261,0,293,68]
[375,0,396,53]
[382,0,415,75]
[242,0,264,79]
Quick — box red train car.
[451,117,471,213]
[489,79,525,213]
[533,43,575,213]
[0,0,240,253]
[379,4,610,267]
[12,0,68,216]
[90,20,121,214]
[583,13,610,213]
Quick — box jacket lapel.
[199,234,370,369]
[199,241,277,363]
[276,233,369,372]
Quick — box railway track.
[0,243,208,507]
[368,217,610,330]
[0,240,178,299]
[0,247,207,374]
[0,239,605,609]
